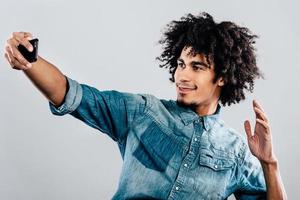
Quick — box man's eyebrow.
[191,61,210,68]
[177,58,184,63]
[177,58,210,68]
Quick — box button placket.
[169,117,205,199]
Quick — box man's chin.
[176,98,197,109]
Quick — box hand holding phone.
[17,38,39,63]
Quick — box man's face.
[174,47,224,110]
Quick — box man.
[4,12,287,199]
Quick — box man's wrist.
[260,159,279,172]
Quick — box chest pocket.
[199,150,234,171]
[193,149,235,199]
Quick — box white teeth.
[179,86,193,88]
[179,87,195,90]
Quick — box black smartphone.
[17,38,39,63]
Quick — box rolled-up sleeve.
[49,76,83,116]
[48,75,147,143]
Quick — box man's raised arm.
[4,32,67,106]
[244,100,287,199]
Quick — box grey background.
[0,0,299,199]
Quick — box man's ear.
[217,77,225,87]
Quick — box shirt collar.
[174,101,222,131]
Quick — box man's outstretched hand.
[244,100,288,199]
[244,100,277,164]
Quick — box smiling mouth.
[177,86,196,94]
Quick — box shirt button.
[184,163,188,167]
[194,138,198,141]
[214,165,218,169]
[175,186,179,191]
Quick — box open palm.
[244,100,277,164]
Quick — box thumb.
[24,32,33,40]
[244,120,253,139]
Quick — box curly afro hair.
[157,12,264,106]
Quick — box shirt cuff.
[49,76,83,116]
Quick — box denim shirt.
[49,76,266,200]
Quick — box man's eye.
[193,65,204,71]
[193,66,203,71]
[178,63,184,68]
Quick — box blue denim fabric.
[49,76,266,200]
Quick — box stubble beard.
[176,98,198,111]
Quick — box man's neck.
[194,101,219,117]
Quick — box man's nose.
[177,66,192,81]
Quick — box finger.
[6,50,26,70]
[20,39,33,52]
[256,118,270,132]
[19,37,33,52]
[254,107,269,123]
[12,32,30,41]
[244,120,253,139]
[5,47,27,70]
[14,32,33,41]
[24,32,33,40]
[252,100,268,122]
[6,42,32,68]
[12,32,33,52]
[4,52,11,63]
[7,37,19,47]
[253,99,265,112]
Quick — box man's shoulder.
[135,94,176,111]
